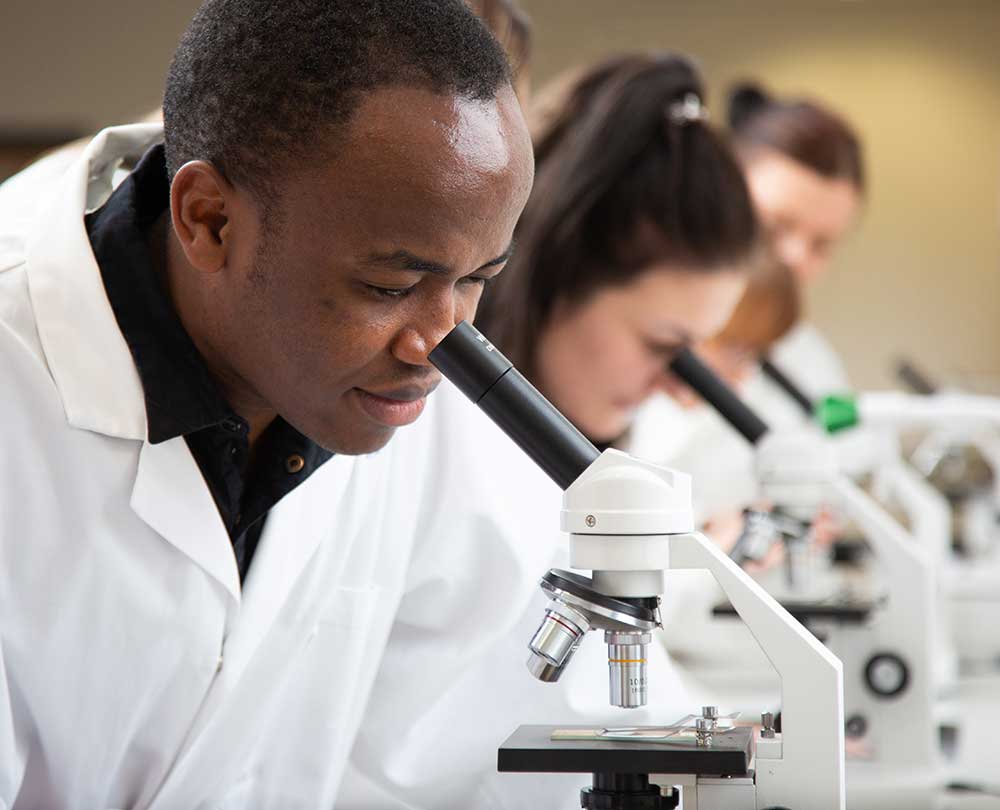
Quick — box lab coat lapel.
[131,438,242,604]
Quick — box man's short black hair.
[163,0,511,198]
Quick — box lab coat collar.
[25,124,243,603]
[25,124,164,441]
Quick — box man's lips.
[353,381,439,428]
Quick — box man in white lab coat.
[0,0,532,806]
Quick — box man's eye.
[365,284,414,299]
[460,276,492,288]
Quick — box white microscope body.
[756,430,941,806]
[563,449,846,810]
[430,323,847,810]
[845,391,1000,666]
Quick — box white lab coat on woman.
[0,124,459,809]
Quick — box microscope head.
[755,429,838,510]
[429,322,696,709]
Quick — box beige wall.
[0,0,201,135]
[3,0,999,389]
[518,0,1000,389]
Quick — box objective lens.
[606,630,651,708]
[527,604,589,682]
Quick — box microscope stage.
[497,725,752,777]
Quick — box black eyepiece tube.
[669,348,770,445]
[896,358,938,396]
[429,321,600,490]
[761,357,815,417]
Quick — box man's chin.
[319,423,397,456]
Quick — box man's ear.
[170,160,233,274]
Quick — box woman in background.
[630,260,802,522]
[729,82,866,404]
[477,54,759,446]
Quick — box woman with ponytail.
[476,53,760,444]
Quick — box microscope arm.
[870,459,952,562]
[829,474,933,597]
[854,391,1000,430]
[671,531,845,810]
[850,390,1000,507]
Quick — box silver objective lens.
[606,630,651,708]
[527,603,590,682]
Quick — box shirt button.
[285,454,306,474]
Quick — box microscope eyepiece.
[760,357,815,418]
[895,358,938,396]
[426,320,512,402]
[669,348,770,445]
[429,321,600,490]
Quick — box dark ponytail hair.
[728,81,865,191]
[476,53,759,374]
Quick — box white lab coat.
[0,125,448,809]
[0,140,88,236]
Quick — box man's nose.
[777,234,810,277]
[391,292,462,367]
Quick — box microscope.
[672,350,942,806]
[766,357,1000,670]
[429,322,845,810]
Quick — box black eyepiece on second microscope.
[760,356,815,418]
[429,321,600,491]
[895,358,938,396]
[669,347,770,445]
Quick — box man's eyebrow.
[364,242,515,275]
[656,323,695,345]
[479,242,515,270]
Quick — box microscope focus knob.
[864,652,910,698]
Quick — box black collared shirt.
[86,144,333,583]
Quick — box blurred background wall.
[2,0,999,390]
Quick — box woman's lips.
[354,388,427,427]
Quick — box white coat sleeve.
[0,636,26,809]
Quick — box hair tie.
[668,93,707,126]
